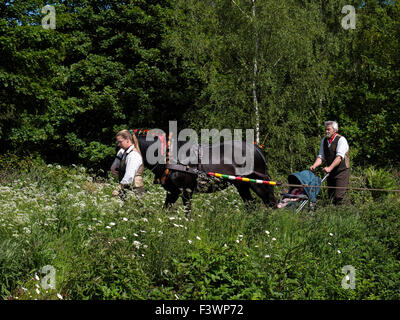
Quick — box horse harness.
[160,140,203,185]
[158,135,271,186]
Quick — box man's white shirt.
[318,136,349,161]
[111,146,143,185]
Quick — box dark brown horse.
[136,133,276,213]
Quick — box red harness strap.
[160,131,173,185]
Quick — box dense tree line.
[0,0,399,173]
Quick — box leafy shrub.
[365,166,399,200]
[169,245,269,299]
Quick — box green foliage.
[168,236,278,300]
[365,166,399,200]
[2,160,400,300]
[0,0,199,168]
[78,141,115,164]
[1,0,399,171]
[333,0,400,166]
[1,0,400,299]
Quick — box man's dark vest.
[323,134,350,174]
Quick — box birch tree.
[166,0,335,171]
[233,0,260,143]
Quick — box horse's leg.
[234,183,255,204]
[250,183,276,208]
[164,191,180,209]
[182,189,193,217]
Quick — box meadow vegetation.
[1,155,400,300]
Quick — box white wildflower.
[337,250,341,254]
[188,240,192,244]
[329,233,334,237]
[272,237,276,241]
[196,236,201,240]
[57,293,63,300]
[122,217,128,222]
[106,226,111,229]
[133,241,141,249]
[264,255,270,258]
[35,288,40,295]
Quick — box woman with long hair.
[110,129,146,198]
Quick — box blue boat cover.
[288,170,322,203]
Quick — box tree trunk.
[252,0,260,144]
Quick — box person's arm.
[336,136,349,160]
[323,156,342,173]
[110,159,120,177]
[310,157,323,171]
[110,149,124,177]
[323,137,349,173]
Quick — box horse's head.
[133,130,167,181]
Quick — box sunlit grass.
[1,160,400,299]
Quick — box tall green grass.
[1,156,400,299]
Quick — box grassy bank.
[1,157,400,300]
